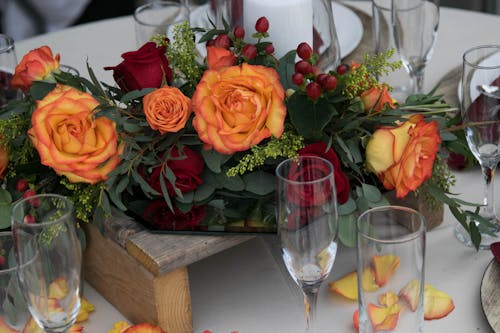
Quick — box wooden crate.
[82,215,252,333]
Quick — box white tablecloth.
[15,2,499,332]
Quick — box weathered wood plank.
[83,223,193,333]
[125,231,254,276]
[480,260,500,332]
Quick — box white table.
[15,2,499,332]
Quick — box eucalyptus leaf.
[120,88,155,103]
[201,149,231,173]
[338,197,357,215]
[0,188,12,204]
[338,214,357,247]
[288,94,336,141]
[0,204,11,229]
[243,171,276,195]
[215,172,245,191]
[194,182,216,202]
[362,183,382,202]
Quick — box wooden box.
[82,215,252,333]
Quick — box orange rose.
[360,85,395,113]
[28,85,122,184]
[192,63,286,154]
[206,46,237,70]
[0,143,8,179]
[11,45,60,91]
[365,114,441,198]
[143,86,191,134]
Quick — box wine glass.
[11,194,82,333]
[457,45,500,249]
[393,0,439,94]
[0,34,19,107]
[275,156,338,332]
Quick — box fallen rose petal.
[399,279,422,312]
[372,254,400,287]
[48,277,68,300]
[424,284,455,320]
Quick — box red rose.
[142,201,206,231]
[149,146,204,196]
[286,156,335,207]
[298,142,350,204]
[104,42,172,92]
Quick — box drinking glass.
[11,194,82,333]
[456,45,500,249]
[357,206,426,333]
[276,156,338,333]
[0,34,19,107]
[393,0,439,94]
[0,231,30,331]
[134,0,190,47]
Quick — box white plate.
[190,2,363,59]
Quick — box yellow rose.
[11,45,60,91]
[192,63,286,154]
[28,85,122,184]
[143,86,191,134]
[365,114,441,198]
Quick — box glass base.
[454,223,500,250]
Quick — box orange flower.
[192,63,286,154]
[11,45,60,91]
[0,142,8,179]
[123,323,166,333]
[365,114,441,198]
[28,85,123,184]
[143,86,191,134]
[360,85,395,113]
[206,46,237,70]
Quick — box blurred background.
[0,0,498,42]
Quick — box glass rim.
[356,205,426,243]
[463,44,500,69]
[11,193,74,228]
[134,0,189,28]
[0,34,15,53]
[275,155,334,185]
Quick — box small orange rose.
[11,45,60,91]
[143,86,192,134]
[192,63,286,154]
[28,84,122,184]
[206,46,237,70]
[123,323,166,333]
[360,85,395,113]
[365,114,441,198]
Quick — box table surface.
[15,2,500,332]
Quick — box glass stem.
[303,285,319,333]
[412,70,425,94]
[481,165,497,222]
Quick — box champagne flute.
[457,45,500,249]
[276,156,338,333]
[393,0,439,94]
[11,194,82,333]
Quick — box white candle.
[242,0,313,59]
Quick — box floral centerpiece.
[0,17,485,248]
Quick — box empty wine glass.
[11,194,82,333]
[393,0,439,94]
[276,156,338,333]
[0,34,19,107]
[457,45,500,249]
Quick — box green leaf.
[0,188,12,204]
[243,171,276,195]
[338,214,357,247]
[120,88,155,103]
[202,149,232,173]
[356,195,370,213]
[469,222,481,250]
[194,182,216,202]
[338,197,356,215]
[215,172,245,191]
[287,94,336,141]
[362,183,382,202]
[277,50,297,91]
[0,204,10,229]
[30,81,55,100]
[439,132,458,141]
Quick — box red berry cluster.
[205,16,275,61]
[291,42,340,100]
